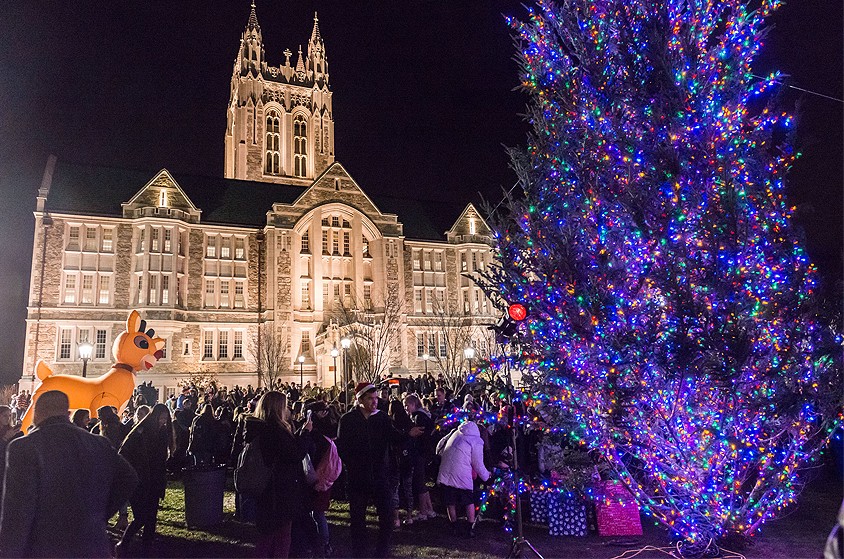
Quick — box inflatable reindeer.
[19,310,165,433]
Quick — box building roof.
[42,160,468,241]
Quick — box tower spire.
[247,0,260,30]
[310,12,321,43]
[295,45,305,74]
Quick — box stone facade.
[20,7,497,398]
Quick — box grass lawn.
[109,467,841,559]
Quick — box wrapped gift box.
[547,490,588,537]
[530,490,548,524]
[595,481,642,536]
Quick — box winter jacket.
[436,421,490,490]
[118,420,170,500]
[336,407,402,490]
[0,417,138,558]
[243,418,311,533]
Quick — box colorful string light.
[481,0,843,553]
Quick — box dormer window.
[158,190,168,207]
[469,217,476,235]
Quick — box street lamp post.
[78,341,93,378]
[330,346,339,391]
[341,337,351,410]
[298,354,305,388]
[463,346,476,382]
[422,353,429,376]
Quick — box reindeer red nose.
[154,350,164,360]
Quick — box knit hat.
[354,382,376,401]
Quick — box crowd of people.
[0,374,528,558]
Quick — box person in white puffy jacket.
[436,420,490,537]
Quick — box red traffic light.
[508,303,527,322]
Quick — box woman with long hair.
[115,403,174,556]
[248,390,312,558]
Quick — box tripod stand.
[502,363,544,559]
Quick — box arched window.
[293,114,307,177]
[265,110,281,175]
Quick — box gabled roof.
[40,160,475,240]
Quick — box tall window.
[148,275,158,304]
[235,238,245,259]
[220,281,229,308]
[322,231,329,254]
[164,230,172,253]
[98,276,110,304]
[233,331,243,359]
[343,232,350,255]
[221,237,231,258]
[204,334,214,359]
[293,114,307,177]
[59,329,72,360]
[81,275,94,304]
[234,282,244,308]
[68,226,80,250]
[302,282,311,309]
[161,275,170,304]
[205,279,215,307]
[265,110,281,174]
[219,331,228,359]
[101,228,113,252]
[301,231,310,253]
[95,329,107,359]
[417,333,425,357]
[362,237,369,256]
[64,275,76,304]
[85,228,97,251]
[301,332,311,356]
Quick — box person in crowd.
[0,405,23,503]
[165,393,178,415]
[188,403,218,465]
[337,382,422,558]
[403,394,437,520]
[172,397,195,469]
[71,408,90,430]
[376,386,390,414]
[247,391,313,559]
[95,405,129,449]
[388,399,414,527]
[430,387,454,422]
[115,404,174,556]
[436,420,491,538]
[308,401,340,557]
[0,390,138,557]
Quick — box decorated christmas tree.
[484,0,843,552]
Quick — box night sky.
[0,1,840,385]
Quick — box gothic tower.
[224,4,334,184]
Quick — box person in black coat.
[187,403,217,465]
[403,393,437,520]
[337,383,422,558]
[248,391,313,559]
[0,391,138,558]
[115,403,174,556]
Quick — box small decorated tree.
[484,0,843,553]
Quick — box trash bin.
[183,465,227,528]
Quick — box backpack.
[314,436,342,492]
[234,437,271,495]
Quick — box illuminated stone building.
[22,6,496,396]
